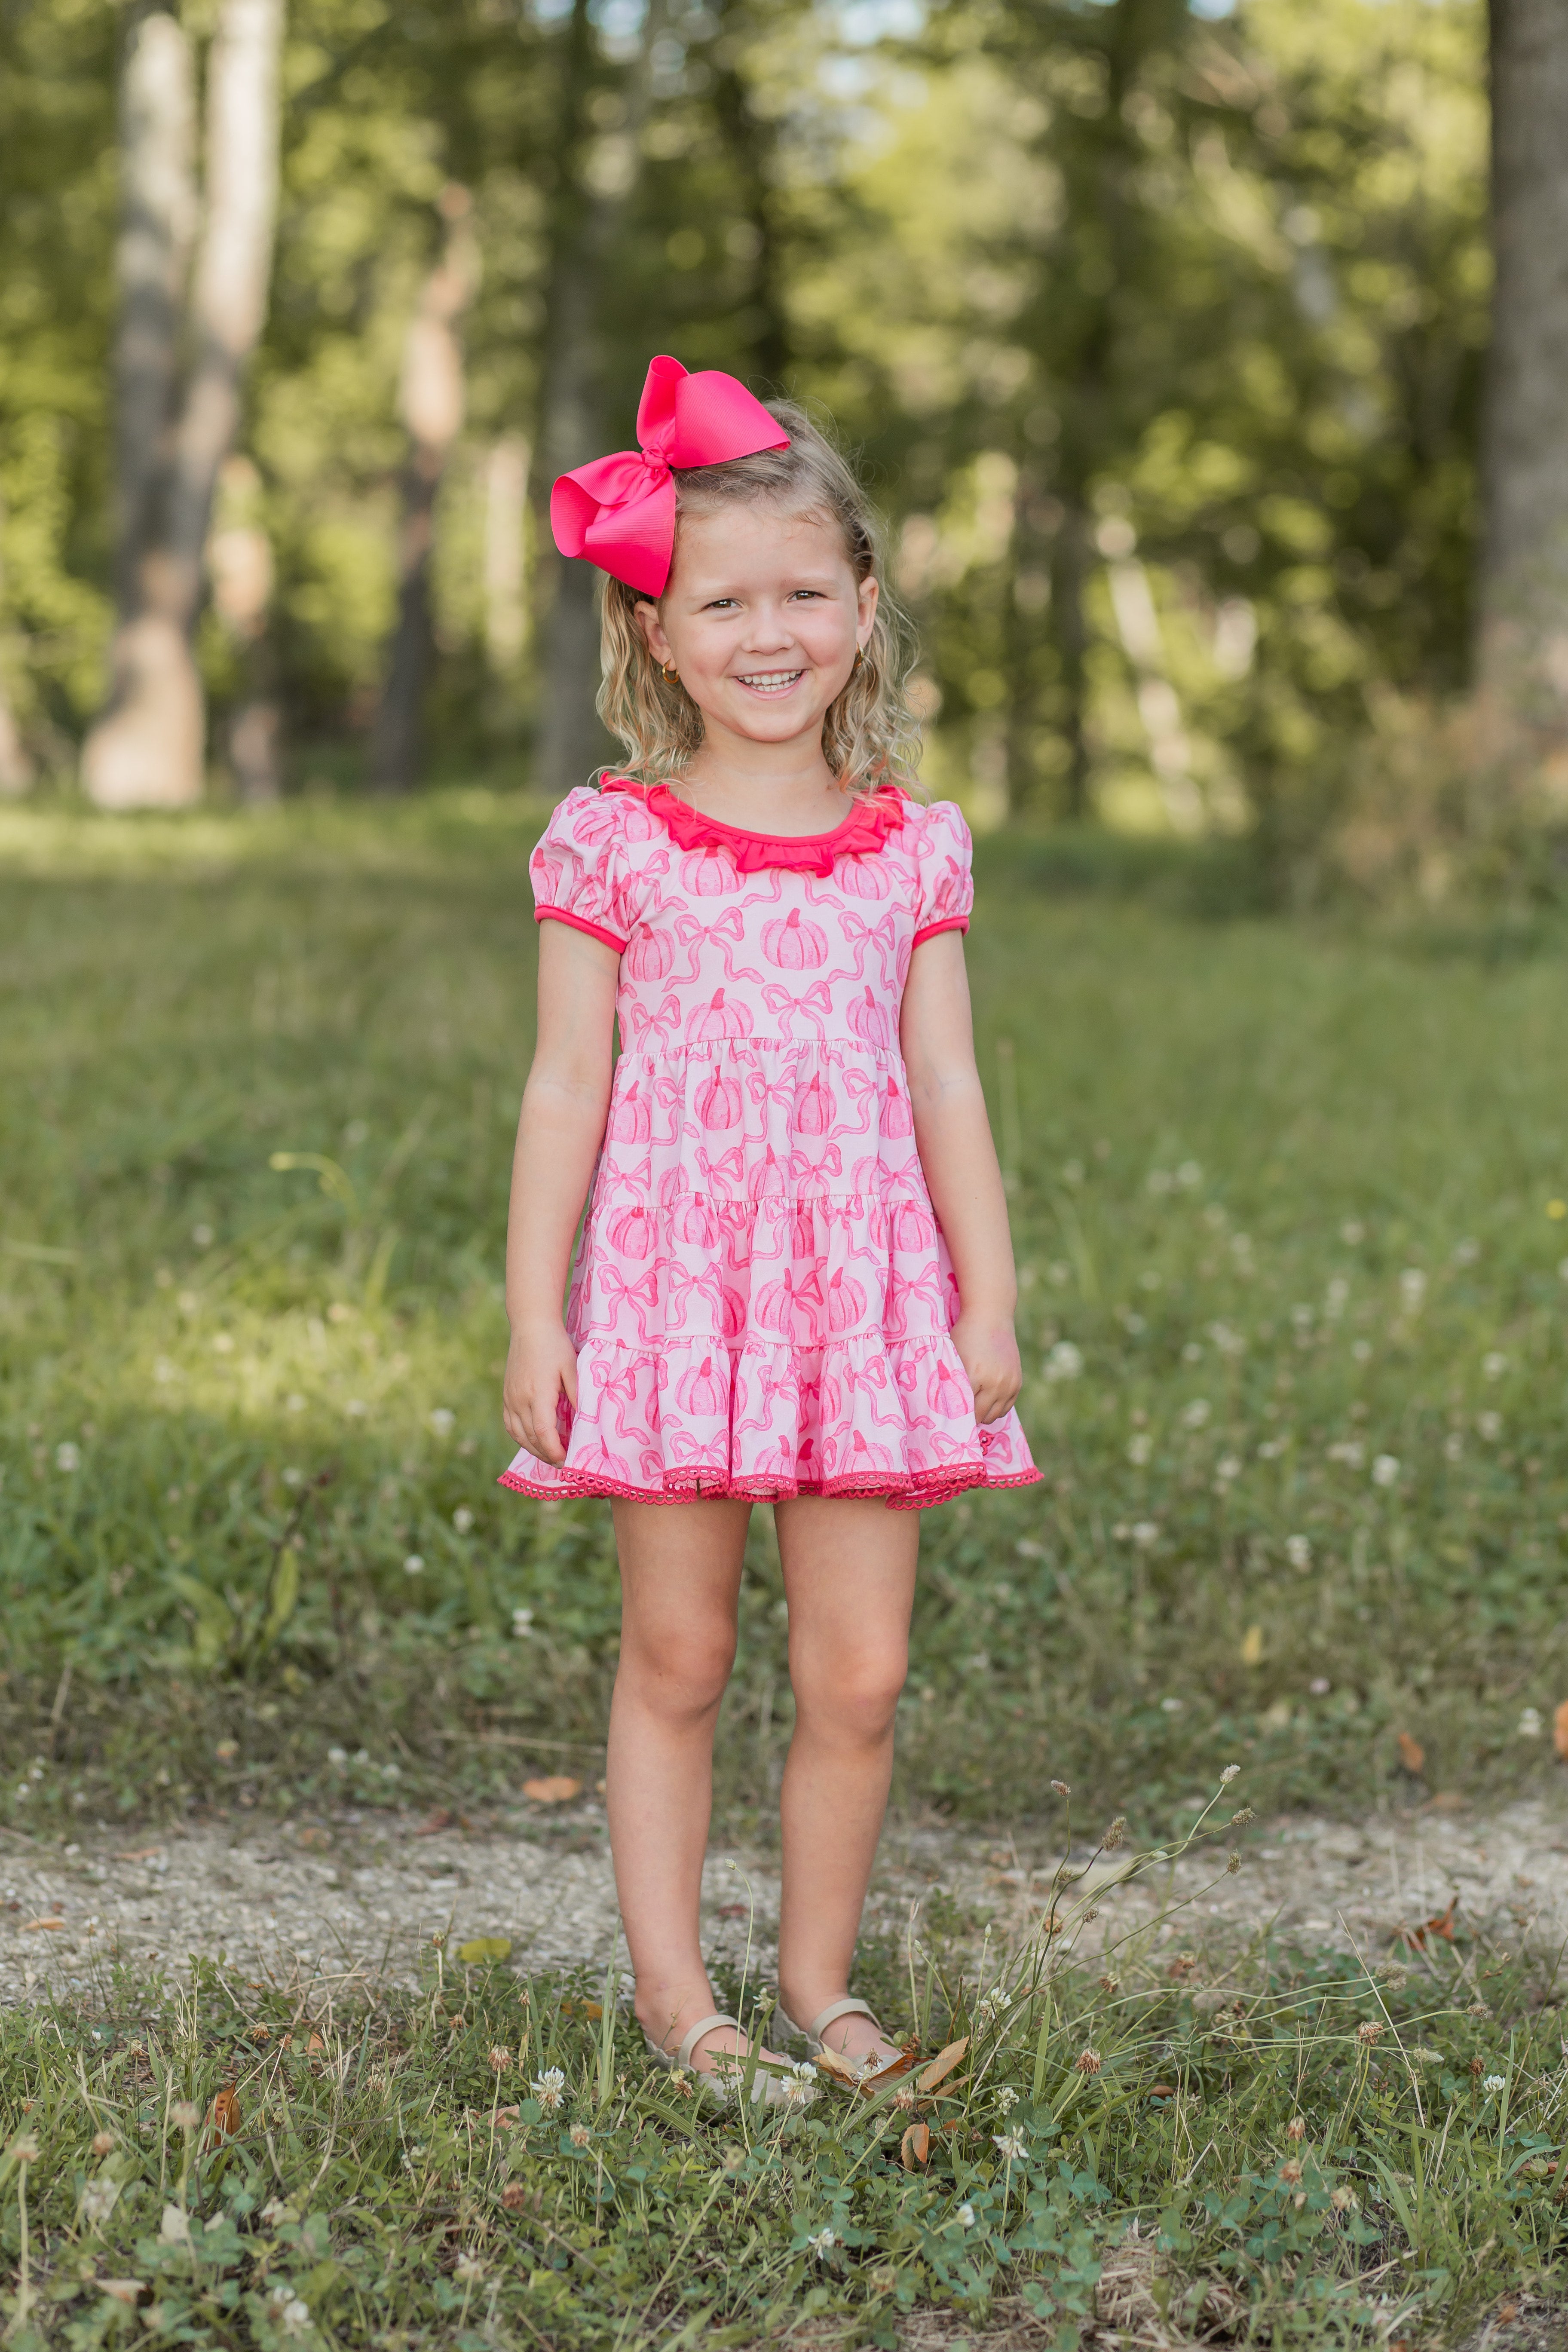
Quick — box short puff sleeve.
[910,801,974,948]
[529,787,631,952]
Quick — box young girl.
[499,356,1039,2095]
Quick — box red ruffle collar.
[602,776,906,876]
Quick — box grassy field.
[6,795,1568,2345]
[4,793,1568,1839]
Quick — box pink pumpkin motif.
[720,1284,748,1341]
[847,986,891,1047]
[606,1204,659,1260]
[686,987,753,1042]
[696,1069,743,1131]
[669,1193,716,1247]
[825,1267,867,1333]
[881,1078,914,1137]
[890,1200,935,1251]
[835,852,892,900]
[762,906,829,969]
[677,1355,729,1418]
[625,926,674,980]
[681,846,737,897]
[607,1082,652,1142]
[795,1070,836,1136]
[746,1145,788,1202]
[928,1357,972,1418]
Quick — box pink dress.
[499,778,1042,1510]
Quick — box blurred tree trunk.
[83,0,283,809]
[1476,0,1568,754]
[711,2,790,389]
[209,455,280,802]
[369,188,478,795]
[534,0,668,797]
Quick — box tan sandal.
[774,1995,885,2057]
[643,2011,794,2107]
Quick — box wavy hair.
[596,399,922,799]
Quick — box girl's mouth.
[735,669,805,696]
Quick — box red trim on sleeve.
[535,907,628,953]
[911,915,970,949]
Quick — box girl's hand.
[951,1310,1023,1426]
[502,1319,579,1465]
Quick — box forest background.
[4,0,1565,902]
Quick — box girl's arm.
[900,929,1023,1424]
[502,921,620,1464]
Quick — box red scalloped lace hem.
[601,776,908,876]
[496,1461,1043,1510]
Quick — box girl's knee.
[793,1645,907,1740]
[622,1624,736,1720]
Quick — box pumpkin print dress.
[499,778,1042,1509]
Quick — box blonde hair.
[596,400,922,799]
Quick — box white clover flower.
[1207,1320,1246,1356]
[454,2253,486,2284]
[1351,1339,1372,1362]
[993,2127,1026,2162]
[453,1507,475,1534]
[1131,1521,1160,1549]
[1160,1695,1183,1712]
[1453,1237,1479,1265]
[1216,1455,1242,1482]
[1482,1352,1507,1381]
[428,1408,455,1436]
[1444,1432,1464,1462]
[1371,1454,1400,1488]
[79,2178,119,2226]
[1323,1278,1349,1320]
[285,1393,305,1414]
[1559,1256,1568,1284]
[568,2123,592,2149]
[1127,1433,1152,1466]
[1477,1411,1503,1442]
[403,1553,425,1575]
[1483,2074,1507,2095]
[1044,1341,1083,1382]
[282,1466,303,1488]
[806,2227,836,2257]
[1220,1764,1241,1783]
[1399,1268,1427,1312]
[531,2067,567,2113]
[977,1987,1013,2026]
[1181,1341,1204,1363]
[511,1607,535,1638]
[957,2202,977,2229]
[280,2297,311,2334]
[326,1746,348,1768]
[1181,1398,1211,1429]
[1176,1161,1203,1188]
[996,2085,1020,2113]
[1327,1439,1365,1468]
[1519,1709,1543,1739]
[1340,1219,1365,1245]
[1285,1536,1312,1570]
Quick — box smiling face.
[635,501,879,759]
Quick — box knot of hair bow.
[549,354,790,598]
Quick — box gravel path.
[3,1797,1564,2007]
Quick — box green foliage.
[3,799,1568,1837]
[0,1852,1561,2346]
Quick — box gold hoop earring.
[661,662,680,684]
[852,646,866,673]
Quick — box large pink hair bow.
[549,355,790,598]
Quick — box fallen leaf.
[297,1826,331,1852]
[159,2205,191,2246]
[1240,1625,1264,1666]
[560,1995,601,2018]
[812,2045,861,2086]
[1555,1700,1568,1760]
[915,2037,970,2095]
[1396,1730,1425,1776]
[1149,2084,1177,2099]
[306,2033,324,2055]
[1498,2303,1519,2324]
[117,1848,163,1864]
[1426,1790,1468,1813]
[457,1937,514,1966]
[900,2121,930,2170]
[715,1902,749,1920]
[522,1776,582,1805]
[98,2282,145,2308]
[860,2043,920,2092]
[207,2088,240,2140]
[414,1809,453,1837]
[20,1917,65,1933]
[490,2106,520,2129]
[1400,1896,1458,1950]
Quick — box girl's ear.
[856,571,880,649]
[635,599,673,667]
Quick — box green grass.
[0,1802,1561,2348]
[3,791,1568,1841]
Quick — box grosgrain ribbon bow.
[549,355,790,597]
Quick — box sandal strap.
[805,1997,881,2044]
[676,2012,742,2071]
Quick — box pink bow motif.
[550,355,790,597]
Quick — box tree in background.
[1477,0,1568,772]
[83,0,285,809]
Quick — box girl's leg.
[773,1496,919,2065]
[607,1496,781,2071]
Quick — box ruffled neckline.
[601,776,906,876]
